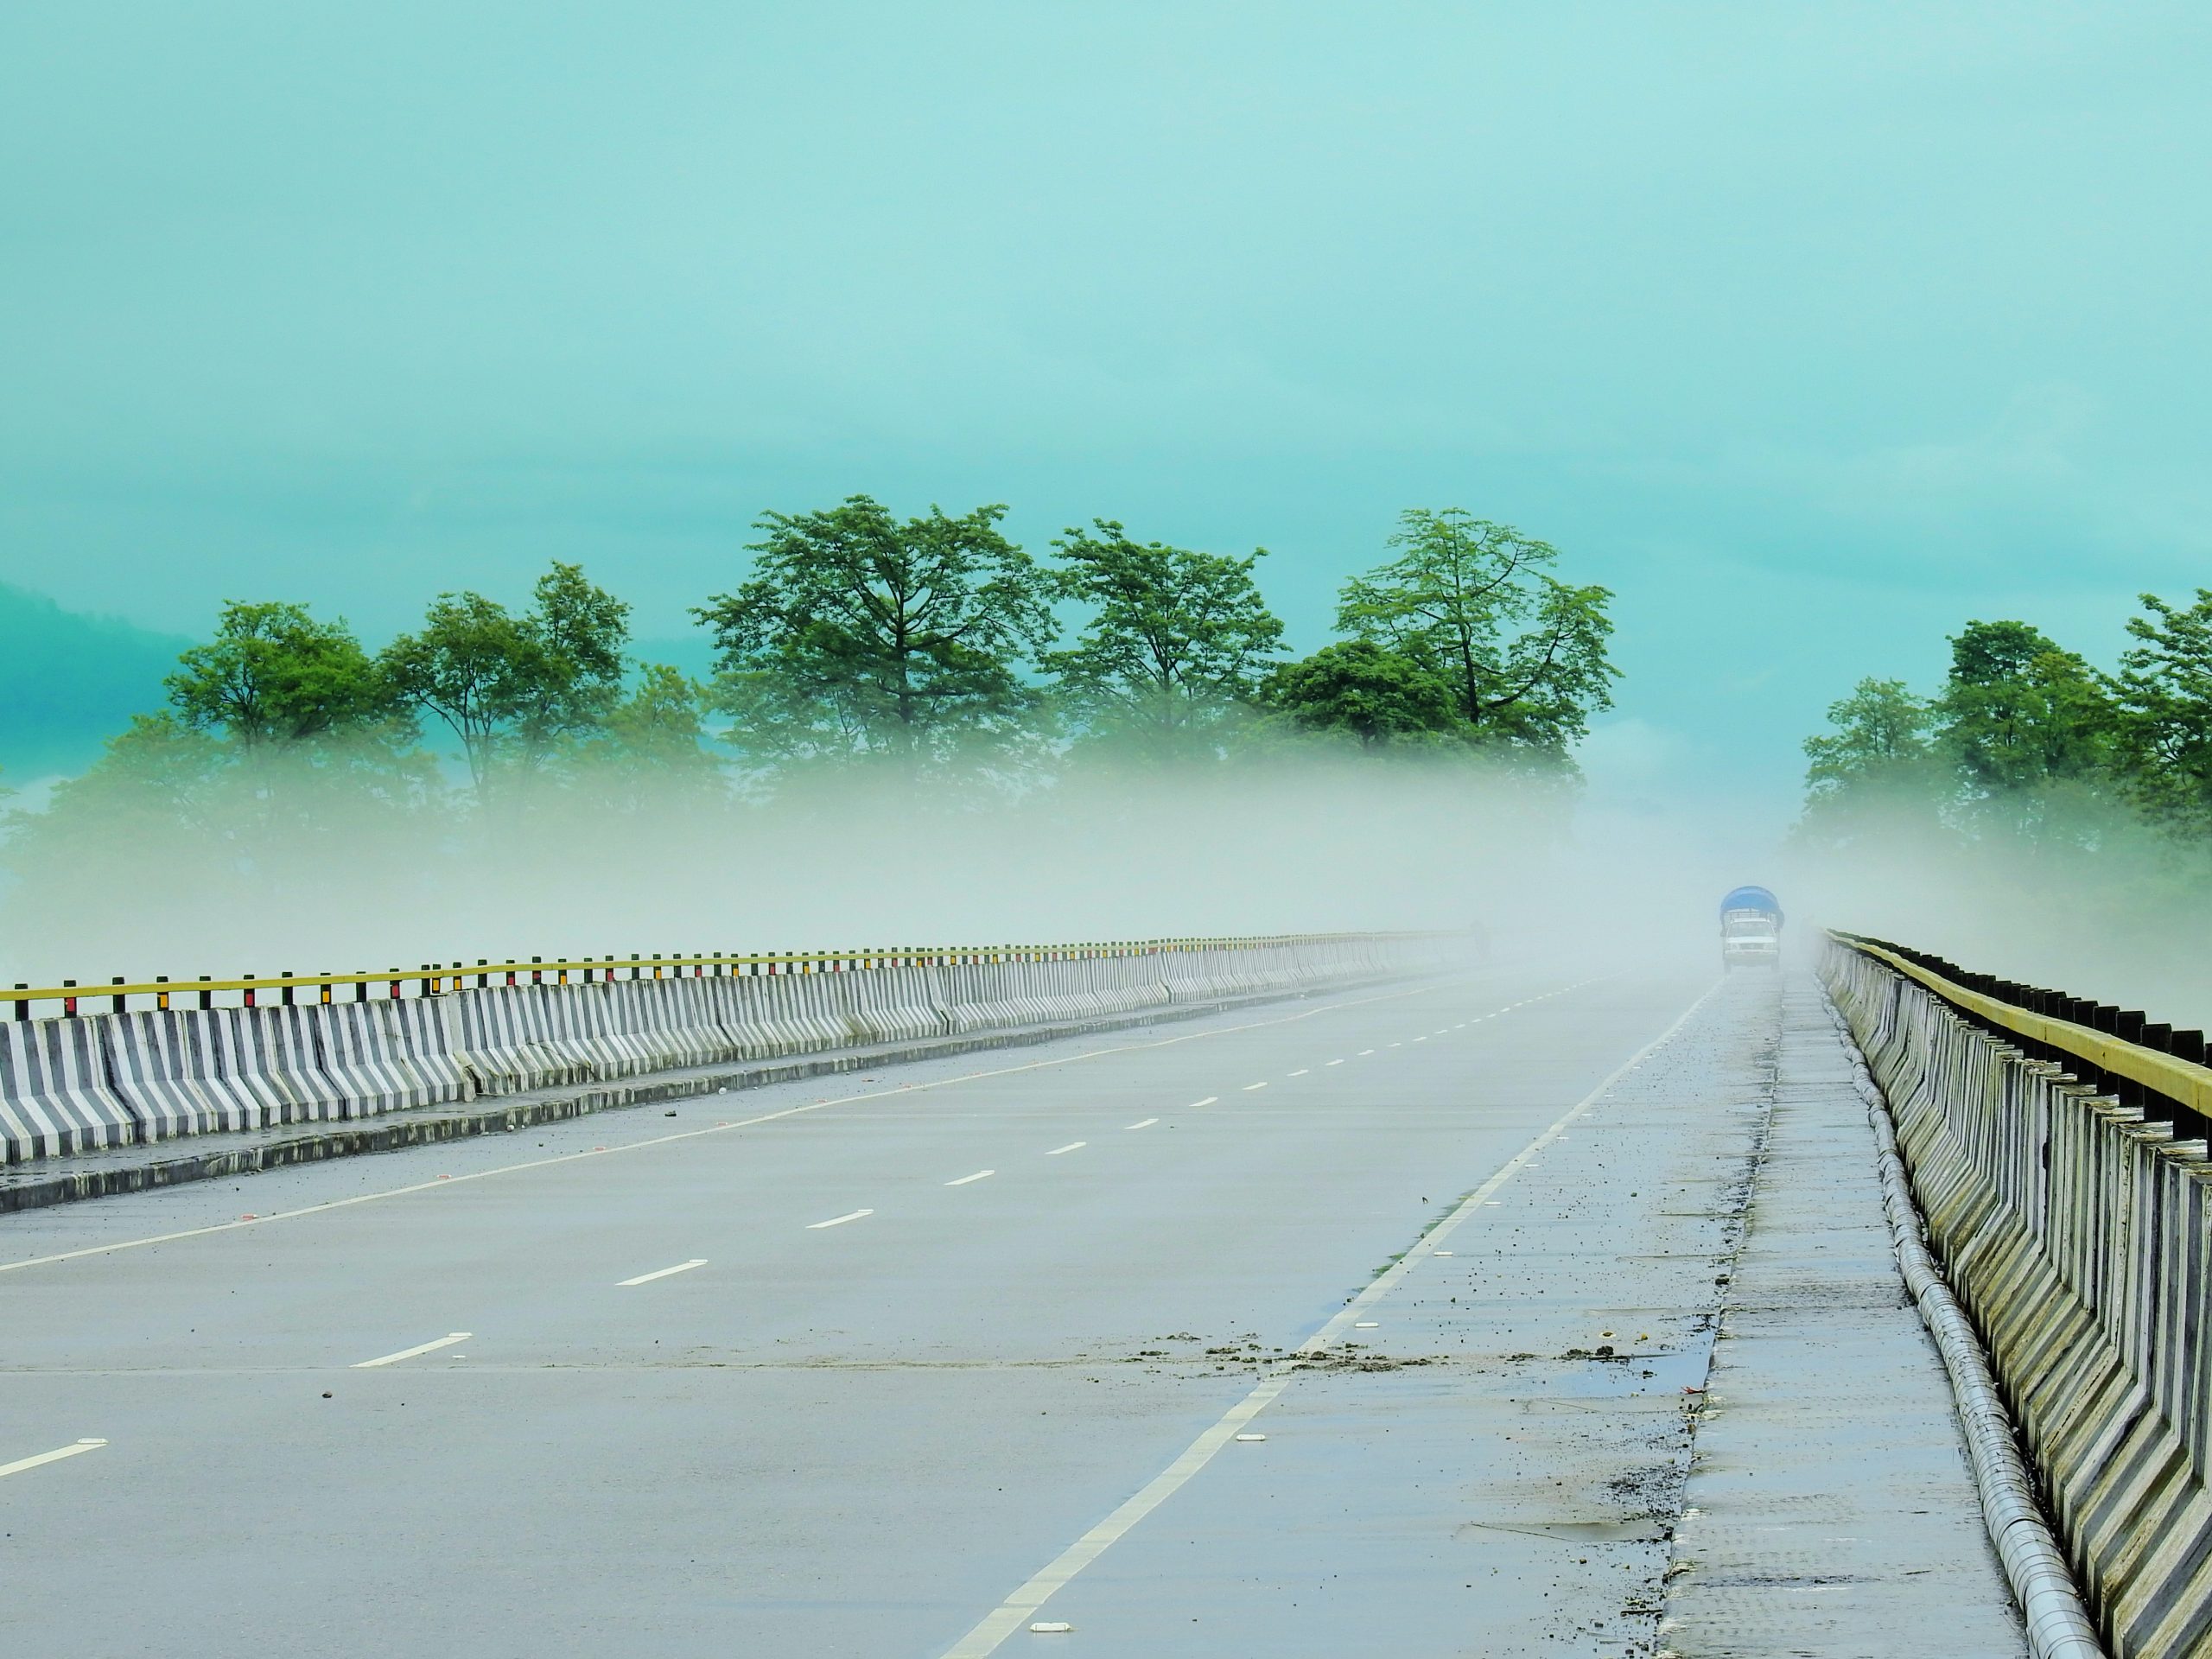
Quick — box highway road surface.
[0,959,1994,1656]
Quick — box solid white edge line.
[0,1438,107,1480]
[807,1209,874,1229]
[353,1332,472,1370]
[945,1170,995,1186]
[1,976,1517,1280]
[935,975,1722,1659]
[1124,1119,1158,1131]
[616,1258,709,1287]
[1046,1142,1086,1155]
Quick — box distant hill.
[0,582,188,780]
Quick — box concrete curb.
[0,974,1413,1216]
[1820,984,2107,1659]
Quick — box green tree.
[165,601,400,753]
[2,715,234,908]
[585,664,723,804]
[1941,620,2115,794]
[1044,521,1283,747]
[1937,620,2117,840]
[1262,640,1460,750]
[516,562,631,752]
[2113,589,2212,836]
[383,563,630,793]
[1797,676,1944,844]
[694,495,1055,768]
[1336,510,1617,760]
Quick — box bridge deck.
[0,962,2023,1656]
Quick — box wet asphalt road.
[0,956,1745,1657]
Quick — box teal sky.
[3,5,2207,826]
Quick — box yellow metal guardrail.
[8,932,1422,1018]
[1833,931,2212,1122]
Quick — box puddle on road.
[1534,1346,1711,1398]
[1459,1516,1671,1545]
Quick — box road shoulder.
[1656,971,2025,1657]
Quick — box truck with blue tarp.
[1719,886,1783,968]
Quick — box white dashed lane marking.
[946,1170,995,1186]
[808,1209,874,1230]
[1125,1119,1158,1131]
[353,1332,472,1370]
[936,978,1716,1658]
[1046,1142,1086,1156]
[617,1259,707,1287]
[0,1440,106,1481]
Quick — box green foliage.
[583,664,722,807]
[1795,607,2212,854]
[1262,640,1460,749]
[1,497,1630,959]
[1797,677,1943,846]
[1939,620,2117,799]
[2113,589,2212,836]
[1045,520,1284,748]
[1336,509,1618,760]
[166,601,404,753]
[382,562,631,792]
[694,495,1055,771]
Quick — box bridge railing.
[0,931,1445,1169]
[5,932,1423,1020]
[1830,930,2212,1142]
[1825,931,2212,1658]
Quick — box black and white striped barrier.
[0,934,1443,1165]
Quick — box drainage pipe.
[1821,988,2107,1659]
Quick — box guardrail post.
[13,983,28,1020]
[62,979,78,1017]
[199,975,213,1011]
[281,970,296,1008]
[319,973,333,1006]
[156,975,170,1012]
[242,974,256,1009]
[111,976,125,1014]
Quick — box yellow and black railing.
[1830,930,2212,1141]
[6,932,1419,1021]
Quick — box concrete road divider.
[0,933,1445,1167]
